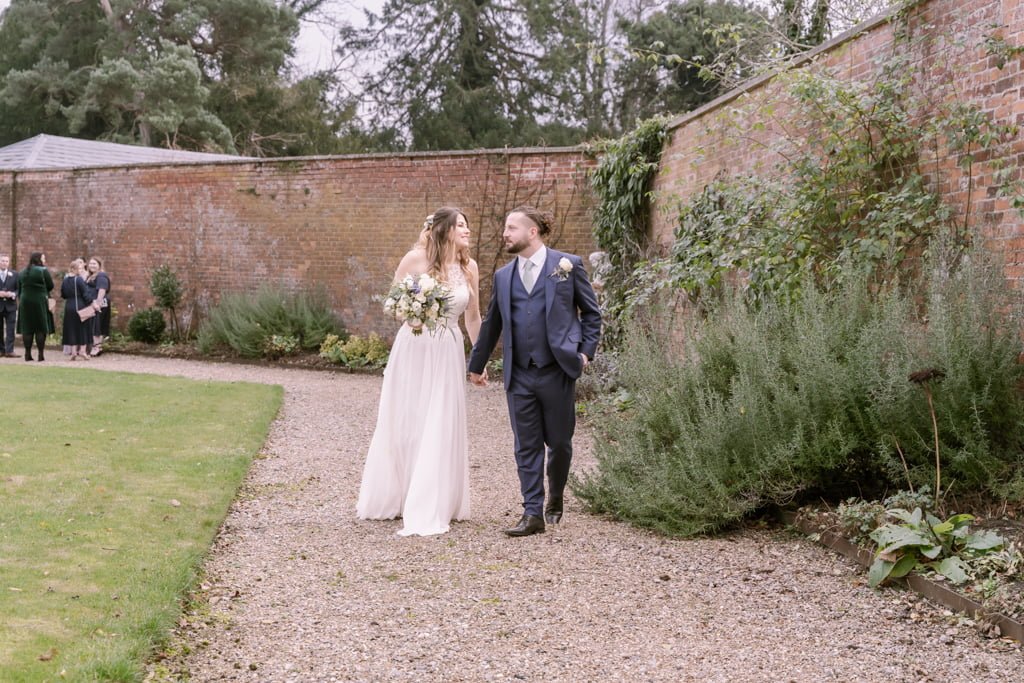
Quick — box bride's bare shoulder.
[395,248,428,279]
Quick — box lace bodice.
[444,264,470,323]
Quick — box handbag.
[73,275,96,322]
[47,297,56,312]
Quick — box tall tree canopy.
[0,0,357,155]
[0,0,897,154]
[616,0,769,126]
[339,0,649,149]
[339,0,540,150]
[339,0,851,149]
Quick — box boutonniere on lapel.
[550,257,573,281]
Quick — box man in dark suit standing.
[468,206,602,536]
[0,255,18,357]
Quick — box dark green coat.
[17,265,55,335]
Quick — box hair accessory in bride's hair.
[422,214,435,232]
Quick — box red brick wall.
[651,0,1024,276]
[0,149,597,337]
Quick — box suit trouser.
[0,308,15,354]
[506,362,576,517]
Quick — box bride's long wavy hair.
[417,206,470,282]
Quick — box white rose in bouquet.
[384,272,455,336]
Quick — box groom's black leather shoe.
[504,514,545,537]
[544,497,563,525]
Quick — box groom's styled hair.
[509,205,553,236]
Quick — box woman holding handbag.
[16,251,55,361]
[61,258,94,360]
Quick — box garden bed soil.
[789,505,1024,642]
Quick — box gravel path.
[67,355,1021,681]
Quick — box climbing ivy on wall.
[589,117,668,270]
[587,116,668,330]
[617,48,1021,315]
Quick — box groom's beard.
[505,238,529,254]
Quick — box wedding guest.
[61,258,93,361]
[16,252,54,361]
[62,258,89,356]
[85,257,110,356]
[0,254,18,357]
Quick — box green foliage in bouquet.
[319,333,389,369]
[197,286,344,358]
[572,248,1024,536]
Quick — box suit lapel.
[543,250,557,316]
[498,259,515,323]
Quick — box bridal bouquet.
[383,273,452,336]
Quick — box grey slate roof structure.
[0,134,249,170]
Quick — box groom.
[468,206,602,537]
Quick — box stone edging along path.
[783,511,1024,643]
[52,354,1023,681]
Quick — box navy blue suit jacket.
[0,269,17,313]
[469,248,601,389]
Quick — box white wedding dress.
[356,264,471,536]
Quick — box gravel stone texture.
[66,355,1022,681]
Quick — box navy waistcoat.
[510,264,554,370]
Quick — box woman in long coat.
[16,251,54,361]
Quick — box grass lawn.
[0,366,282,681]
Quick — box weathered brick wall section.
[0,175,11,255]
[0,150,597,336]
[652,0,1024,277]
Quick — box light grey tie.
[522,259,536,294]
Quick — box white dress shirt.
[517,246,547,293]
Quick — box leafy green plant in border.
[867,507,1006,587]
[150,264,184,340]
[319,333,389,369]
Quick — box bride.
[356,207,481,535]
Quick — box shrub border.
[781,510,1023,643]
